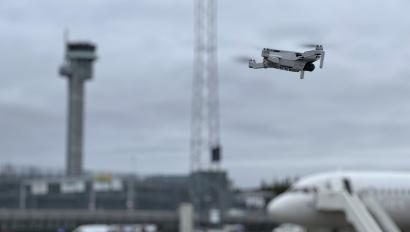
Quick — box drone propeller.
[299,42,338,50]
[299,43,319,48]
[233,55,252,64]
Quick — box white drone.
[249,45,325,79]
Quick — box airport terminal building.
[0,166,234,211]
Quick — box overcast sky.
[1,0,410,187]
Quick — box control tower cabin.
[59,42,97,176]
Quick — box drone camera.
[303,63,315,72]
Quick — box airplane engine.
[303,63,315,72]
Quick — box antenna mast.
[191,0,221,172]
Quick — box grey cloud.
[1,0,410,187]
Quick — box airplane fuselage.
[268,171,410,231]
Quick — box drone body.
[249,45,325,79]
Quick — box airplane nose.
[267,194,295,222]
[267,192,316,225]
[268,192,348,228]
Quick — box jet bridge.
[315,189,401,232]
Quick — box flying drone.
[249,45,325,79]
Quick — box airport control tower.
[59,40,97,176]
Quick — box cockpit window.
[289,186,317,193]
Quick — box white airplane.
[73,224,157,232]
[267,171,410,232]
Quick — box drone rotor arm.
[249,59,265,69]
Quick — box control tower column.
[59,42,97,176]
